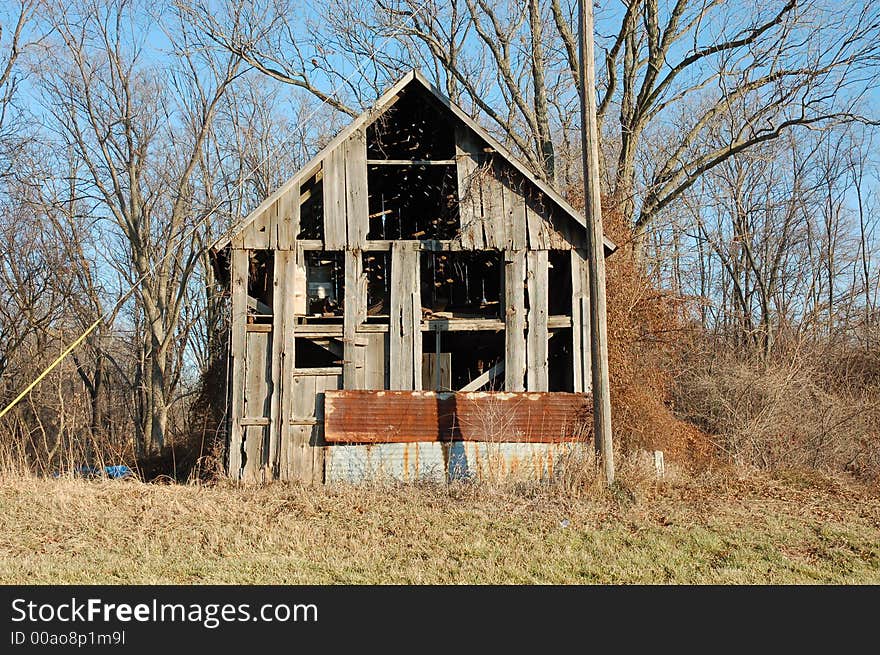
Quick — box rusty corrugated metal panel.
[324,390,591,444]
[324,441,588,483]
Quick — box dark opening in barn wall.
[303,251,344,318]
[549,328,574,392]
[419,251,502,317]
[366,84,456,160]
[294,338,341,369]
[548,250,573,315]
[366,164,459,240]
[247,249,274,320]
[422,330,505,391]
[298,170,324,240]
[363,251,391,320]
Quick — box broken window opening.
[420,251,501,318]
[363,251,391,321]
[548,250,573,316]
[548,327,574,392]
[298,170,324,240]
[367,164,459,240]
[301,251,344,320]
[366,85,455,160]
[295,338,342,368]
[422,330,505,391]
[247,249,274,323]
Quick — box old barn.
[211,70,616,483]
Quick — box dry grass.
[0,466,878,584]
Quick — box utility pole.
[578,0,615,485]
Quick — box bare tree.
[35,0,242,454]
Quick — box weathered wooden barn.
[211,70,616,483]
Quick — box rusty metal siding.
[324,441,587,483]
[323,390,591,443]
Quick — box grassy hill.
[0,466,878,584]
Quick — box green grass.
[0,468,878,583]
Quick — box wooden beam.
[458,361,504,392]
[579,0,615,483]
[527,250,549,391]
[345,130,369,248]
[504,249,527,391]
[228,249,248,480]
[367,159,456,165]
[343,249,367,389]
[323,145,346,249]
[389,242,421,389]
[455,124,484,249]
[571,249,591,393]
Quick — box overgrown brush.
[674,346,880,480]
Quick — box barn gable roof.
[212,69,616,253]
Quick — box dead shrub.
[674,348,880,480]
[564,191,711,468]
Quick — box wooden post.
[579,0,615,485]
[228,249,248,480]
[504,249,527,391]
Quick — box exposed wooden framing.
[344,130,368,249]
[216,70,619,484]
[294,367,344,376]
[571,248,592,393]
[323,145,347,249]
[228,249,248,479]
[213,70,616,255]
[343,249,367,388]
[245,323,272,333]
[504,249,527,391]
[368,159,456,165]
[455,124,485,249]
[389,242,421,390]
[459,361,505,392]
[527,250,549,391]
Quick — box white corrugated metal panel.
[324,443,446,483]
[324,441,588,483]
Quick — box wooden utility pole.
[578,0,615,485]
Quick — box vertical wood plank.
[525,187,547,250]
[483,162,505,250]
[345,130,368,249]
[527,250,549,391]
[343,249,367,389]
[323,149,346,249]
[242,211,271,249]
[276,182,299,250]
[411,289,423,390]
[504,249,527,391]
[363,332,387,390]
[390,242,420,389]
[242,330,270,482]
[228,249,248,479]
[504,171,528,251]
[273,250,297,480]
[454,125,484,250]
[571,248,592,392]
